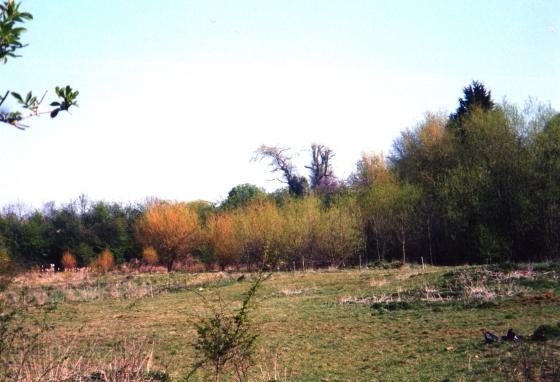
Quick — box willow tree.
[136,202,202,271]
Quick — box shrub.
[233,200,283,267]
[487,262,521,273]
[206,212,241,270]
[314,202,365,267]
[148,370,172,381]
[187,273,269,381]
[142,246,159,266]
[136,201,202,272]
[370,260,404,269]
[279,197,321,270]
[0,241,10,275]
[532,322,560,341]
[0,238,11,291]
[91,249,114,273]
[533,262,560,273]
[61,251,77,270]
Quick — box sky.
[1,0,559,208]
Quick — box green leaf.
[50,109,59,118]
[11,92,23,102]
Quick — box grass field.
[3,264,560,381]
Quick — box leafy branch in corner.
[0,1,79,129]
[0,0,32,63]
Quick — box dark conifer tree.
[450,80,494,122]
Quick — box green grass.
[8,264,560,381]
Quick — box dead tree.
[305,144,335,190]
[254,145,308,197]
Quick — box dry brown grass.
[185,271,243,287]
[5,265,559,381]
[253,348,293,382]
[10,269,93,289]
[368,278,388,287]
[277,287,318,297]
[2,335,159,382]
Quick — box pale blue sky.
[1,0,559,207]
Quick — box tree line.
[1,82,559,271]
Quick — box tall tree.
[532,114,560,258]
[450,80,494,123]
[136,202,202,271]
[353,154,394,261]
[305,144,336,191]
[255,145,309,197]
[390,113,452,264]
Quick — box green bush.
[532,322,560,341]
[487,262,521,273]
[187,273,269,381]
[147,370,172,381]
[533,262,560,273]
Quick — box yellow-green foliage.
[206,212,241,269]
[137,195,366,270]
[279,196,321,266]
[233,199,283,265]
[315,199,365,267]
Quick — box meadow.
[2,263,559,381]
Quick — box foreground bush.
[187,273,269,381]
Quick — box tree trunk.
[401,226,406,264]
[427,216,433,265]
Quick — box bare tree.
[254,145,308,197]
[305,144,335,190]
[254,145,294,182]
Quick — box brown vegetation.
[61,251,77,270]
[90,249,115,273]
[142,247,159,266]
[136,201,202,271]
